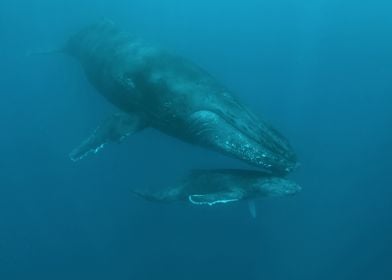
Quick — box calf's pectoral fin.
[69,112,145,161]
[188,190,245,206]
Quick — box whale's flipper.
[188,191,245,206]
[70,113,145,161]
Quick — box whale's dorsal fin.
[188,191,244,206]
[70,112,145,161]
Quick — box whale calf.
[132,169,301,206]
[63,21,298,175]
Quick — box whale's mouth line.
[214,109,297,170]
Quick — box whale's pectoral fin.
[70,112,145,161]
[188,191,245,206]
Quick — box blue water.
[1,1,391,279]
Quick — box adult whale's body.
[65,22,297,174]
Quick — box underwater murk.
[0,1,391,280]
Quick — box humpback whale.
[132,169,301,206]
[63,21,298,175]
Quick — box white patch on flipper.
[248,200,257,218]
[188,194,239,206]
[69,143,106,162]
[69,112,144,162]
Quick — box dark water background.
[1,1,391,279]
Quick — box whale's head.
[253,177,301,197]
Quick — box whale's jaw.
[186,110,297,174]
